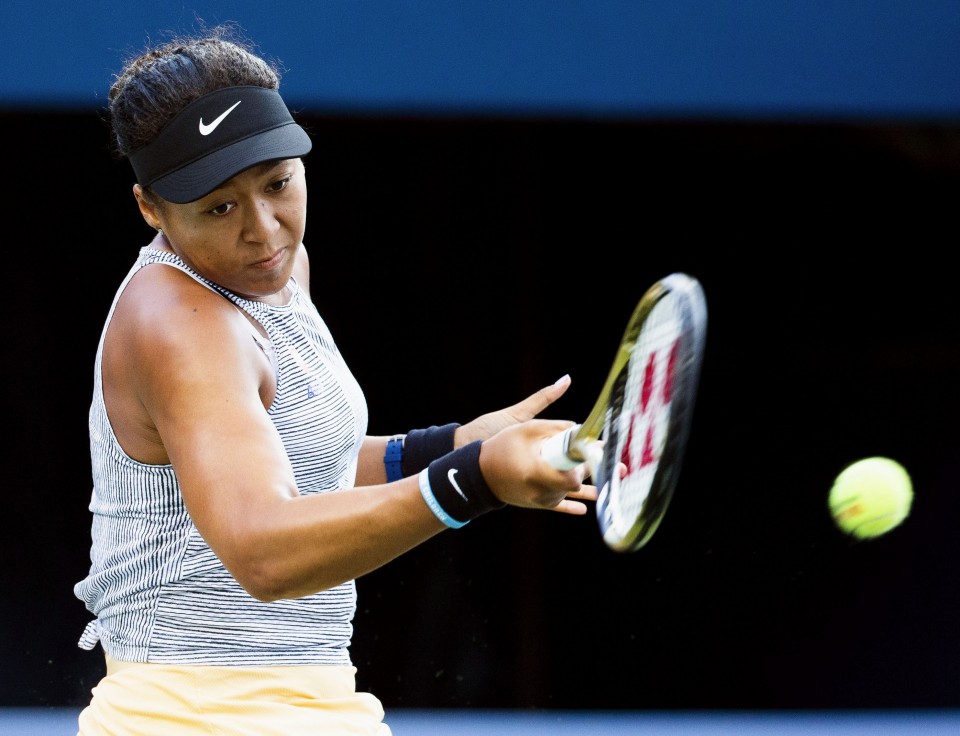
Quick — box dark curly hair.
[108,24,282,158]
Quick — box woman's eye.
[268,177,291,193]
[209,202,235,216]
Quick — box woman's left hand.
[455,374,573,447]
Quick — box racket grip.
[540,425,583,471]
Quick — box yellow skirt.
[77,655,391,736]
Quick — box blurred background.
[3,0,959,714]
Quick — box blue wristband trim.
[418,469,470,529]
[384,436,405,482]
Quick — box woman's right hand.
[478,419,598,516]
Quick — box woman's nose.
[243,199,279,242]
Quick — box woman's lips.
[253,248,285,269]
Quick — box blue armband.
[384,435,405,482]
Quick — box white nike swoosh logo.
[198,100,242,136]
[447,468,468,501]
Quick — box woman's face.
[141,158,308,301]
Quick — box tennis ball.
[828,457,913,539]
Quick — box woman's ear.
[133,184,162,231]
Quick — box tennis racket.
[541,272,707,552]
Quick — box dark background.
[4,111,959,712]
[2,0,960,716]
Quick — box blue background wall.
[2,1,959,119]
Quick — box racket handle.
[540,425,583,471]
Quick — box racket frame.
[541,273,707,552]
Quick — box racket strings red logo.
[621,338,680,474]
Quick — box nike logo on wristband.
[198,100,242,135]
[447,468,468,500]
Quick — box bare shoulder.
[111,262,250,352]
[101,263,270,463]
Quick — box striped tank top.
[74,245,368,666]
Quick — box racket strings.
[605,295,684,536]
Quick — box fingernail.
[554,374,571,387]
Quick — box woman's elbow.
[225,552,344,602]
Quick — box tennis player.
[72,25,596,736]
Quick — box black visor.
[127,86,312,204]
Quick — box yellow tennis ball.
[828,457,913,539]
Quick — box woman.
[74,26,595,735]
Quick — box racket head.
[591,273,707,552]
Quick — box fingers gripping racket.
[542,273,707,552]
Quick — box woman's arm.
[354,374,576,489]
[114,262,592,603]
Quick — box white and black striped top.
[74,245,368,666]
